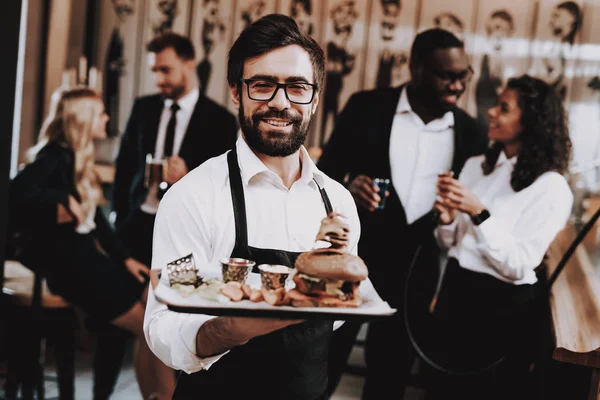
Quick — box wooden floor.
[0,323,424,400]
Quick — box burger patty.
[294,273,359,301]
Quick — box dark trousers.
[119,209,156,268]
[423,259,550,400]
[327,313,416,400]
[92,209,155,399]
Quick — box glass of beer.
[145,154,166,188]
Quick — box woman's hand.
[437,175,486,217]
[347,175,388,212]
[124,257,150,283]
[57,195,84,225]
[434,198,458,225]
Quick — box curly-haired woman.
[426,75,573,399]
[9,87,175,400]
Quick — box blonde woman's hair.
[29,86,106,221]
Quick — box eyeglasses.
[425,65,474,84]
[241,78,318,105]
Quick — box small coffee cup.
[258,264,292,290]
[220,258,256,284]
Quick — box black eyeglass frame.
[424,65,474,84]
[241,78,318,105]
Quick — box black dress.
[172,148,334,400]
[9,141,144,321]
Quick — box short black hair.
[409,28,464,68]
[489,10,514,31]
[227,13,325,90]
[146,32,195,60]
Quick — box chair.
[2,260,77,400]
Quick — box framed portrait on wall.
[314,0,369,148]
[466,0,536,126]
[417,0,476,42]
[528,0,584,105]
[232,0,277,39]
[91,0,145,164]
[137,0,192,97]
[189,0,235,107]
[95,0,144,138]
[363,0,419,91]
[566,0,600,183]
[276,0,325,42]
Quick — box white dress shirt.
[141,88,200,214]
[144,137,361,374]
[435,152,574,285]
[389,87,455,224]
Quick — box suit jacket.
[317,85,488,305]
[9,141,129,272]
[112,93,238,229]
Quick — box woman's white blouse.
[435,152,573,285]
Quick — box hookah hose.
[403,206,600,376]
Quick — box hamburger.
[288,212,368,307]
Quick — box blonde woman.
[9,87,175,400]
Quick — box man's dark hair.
[146,32,195,60]
[489,9,514,31]
[380,0,401,8]
[227,13,325,91]
[433,12,463,30]
[409,28,464,68]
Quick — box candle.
[96,70,103,93]
[61,70,70,87]
[68,68,76,88]
[89,66,98,89]
[79,56,87,84]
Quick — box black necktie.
[163,102,180,158]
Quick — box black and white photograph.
[232,0,277,38]
[189,0,234,106]
[466,0,536,127]
[95,0,142,139]
[528,0,583,103]
[316,0,369,147]
[363,0,418,90]
[418,0,477,42]
[566,0,600,187]
[277,0,324,41]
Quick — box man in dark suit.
[112,32,238,268]
[319,29,488,399]
[98,32,237,400]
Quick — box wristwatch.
[470,208,490,226]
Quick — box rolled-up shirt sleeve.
[474,175,573,281]
[143,176,228,374]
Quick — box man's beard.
[239,106,311,157]
[160,82,185,100]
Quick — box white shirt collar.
[496,150,518,167]
[164,87,199,112]
[396,86,455,130]
[235,136,325,188]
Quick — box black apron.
[172,148,334,400]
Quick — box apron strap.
[227,148,335,249]
[313,178,333,215]
[227,148,248,249]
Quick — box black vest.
[172,148,334,400]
